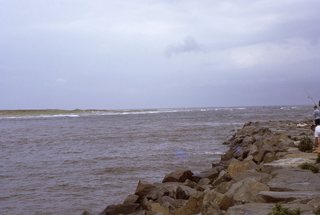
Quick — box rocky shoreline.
[90,120,320,215]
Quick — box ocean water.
[0,106,311,215]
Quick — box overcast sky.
[1,0,319,109]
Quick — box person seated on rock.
[314,122,320,153]
[314,105,320,126]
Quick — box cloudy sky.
[1,0,319,109]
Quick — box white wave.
[214,107,247,111]
[280,106,297,110]
[204,151,224,155]
[90,109,192,116]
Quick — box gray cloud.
[165,37,205,57]
[0,0,319,109]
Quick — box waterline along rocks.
[92,120,320,215]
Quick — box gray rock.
[162,169,194,183]
[263,152,275,163]
[172,191,204,215]
[307,197,320,209]
[215,181,233,194]
[144,182,179,201]
[134,180,156,198]
[267,168,320,191]
[225,203,274,215]
[123,194,139,204]
[211,170,232,187]
[225,178,270,203]
[175,185,198,200]
[202,190,233,211]
[99,203,140,215]
[259,190,320,203]
[231,169,272,183]
[159,196,186,209]
[225,203,314,215]
[183,179,197,189]
[193,166,223,181]
[198,178,211,186]
[252,144,275,163]
[227,159,258,179]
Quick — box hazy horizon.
[1,0,319,110]
[0,103,315,112]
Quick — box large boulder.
[266,168,320,192]
[231,169,272,183]
[227,159,258,179]
[225,178,270,203]
[134,180,156,198]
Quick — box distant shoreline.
[0,105,309,116]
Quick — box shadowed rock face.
[96,120,320,215]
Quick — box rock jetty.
[92,120,320,215]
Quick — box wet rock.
[123,194,139,204]
[99,203,140,215]
[134,180,156,198]
[162,169,194,183]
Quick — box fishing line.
[303,88,317,106]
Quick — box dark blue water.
[0,106,311,214]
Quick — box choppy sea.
[0,106,311,214]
